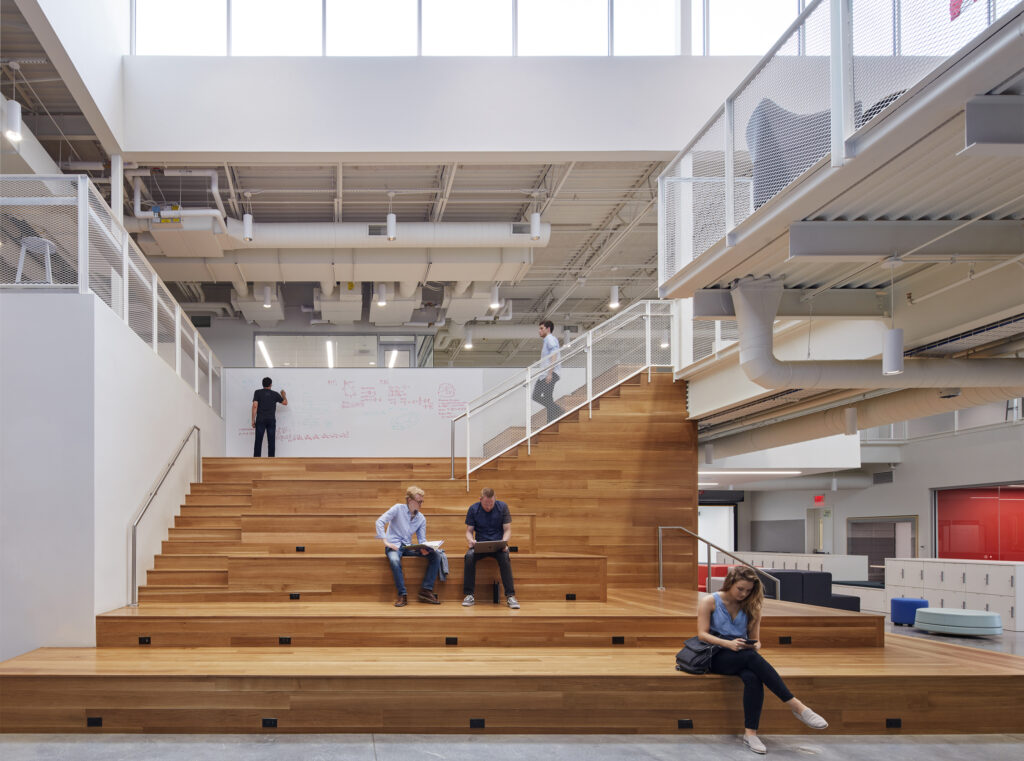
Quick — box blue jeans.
[385,547,440,597]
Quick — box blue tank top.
[711,593,749,638]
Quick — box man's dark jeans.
[532,372,563,423]
[254,419,276,457]
[463,548,515,597]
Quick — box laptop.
[473,540,507,553]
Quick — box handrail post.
[586,331,593,419]
[465,403,471,492]
[644,303,652,381]
[657,527,665,590]
[76,176,89,295]
[450,418,456,480]
[525,368,532,454]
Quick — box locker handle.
[940,571,944,582]
[901,568,904,579]
[985,573,989,585]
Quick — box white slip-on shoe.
[744,735,767,754]
[793,707,828,730]
[462,595,475,607]
[506,595,520,609]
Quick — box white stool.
[15,236,55,284]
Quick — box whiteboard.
[224,368,494,457]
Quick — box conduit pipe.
[132,177,227,235]
[731,276,1024,388]
[709,386,1024,459]
[222,217,550,248]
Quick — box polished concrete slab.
[2,734,1022,761]
[886,617,1024,655]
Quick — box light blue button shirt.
[375,502,427,547]
[541,333,562,373]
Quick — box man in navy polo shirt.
[462,487,519,609]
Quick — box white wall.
[0,293,95,661]
[0,291,226,659]
[746,424,1024,559]
[93,304,224,615]
[16,0,129,152]
[122,55,759,160]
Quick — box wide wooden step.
[5,637,1021,734]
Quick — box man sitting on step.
[375,485,442,607]
[462,487,519,609]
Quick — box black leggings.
[710,648,795,730]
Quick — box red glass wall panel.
[936,486,1024,561]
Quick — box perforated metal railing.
[1,174,223,414]
[658,0,1015,287]
[450,300,675,480]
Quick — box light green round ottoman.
[914,607,1003,636]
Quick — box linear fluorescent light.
[326,340,334,369]
[697,482,719,487]
[698,470,804,476]
[257,340,273,368]
[388,349,398,368]
[490,285,501,310]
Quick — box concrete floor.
[2,734,1023,761]
[885,617,1024,654]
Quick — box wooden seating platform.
[3,636,1022,734]
[99,590,884,649]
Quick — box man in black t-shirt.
[251,377,287,457]
[462,487,518,609]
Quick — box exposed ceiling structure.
[0,0,665,368]
[666,9,1024,464]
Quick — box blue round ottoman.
[891,597,929,626]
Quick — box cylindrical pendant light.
[660,329,670,349]
[464,326,474,349]
[263,285,272,309]
[882,328,904,375]
[376,282,388,307]
[4,98,22,143]
[490,285,501,310]
[530,211,541,241]
[609,285,620,309]
[242,213,254,241]
[386,212,397,241]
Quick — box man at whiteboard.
[532,320,564,423]
[375,485,442,607]
[251,377,287,457]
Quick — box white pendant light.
[386,191,397,241]
[242,213,254,242]
[883,327,904,375]
[609,285,620,309]
[4,62,22,143]
[464,326,474,350]
[490,285,501,310]
[831,473,839,492]
[703,443,714,465]
[4,98,22,143]
[263,285,272,309]
[530,211,541,241]
[376,282,388,307]
[660,329,670,349]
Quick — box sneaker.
[462,594,475,607]
[743,735,767,754]
[506,595,520,609]
[792,707,828,730]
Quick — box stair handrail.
[657,525,781,599]
[129,425,202,606]
[450,299,671,478]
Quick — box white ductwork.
[710,386,1024,459]
[731,276,1024,388]
[221,217,550,248]
[735,473,874,491]
[436,322,540,349]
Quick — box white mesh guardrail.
[1,174,223,416]
[451,300,674,478]
[658,0,1016,289]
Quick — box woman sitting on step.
[696,565,828,754]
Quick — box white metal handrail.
[450,299,674,480]
[657,525,782,599]
[129,425,201,606]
